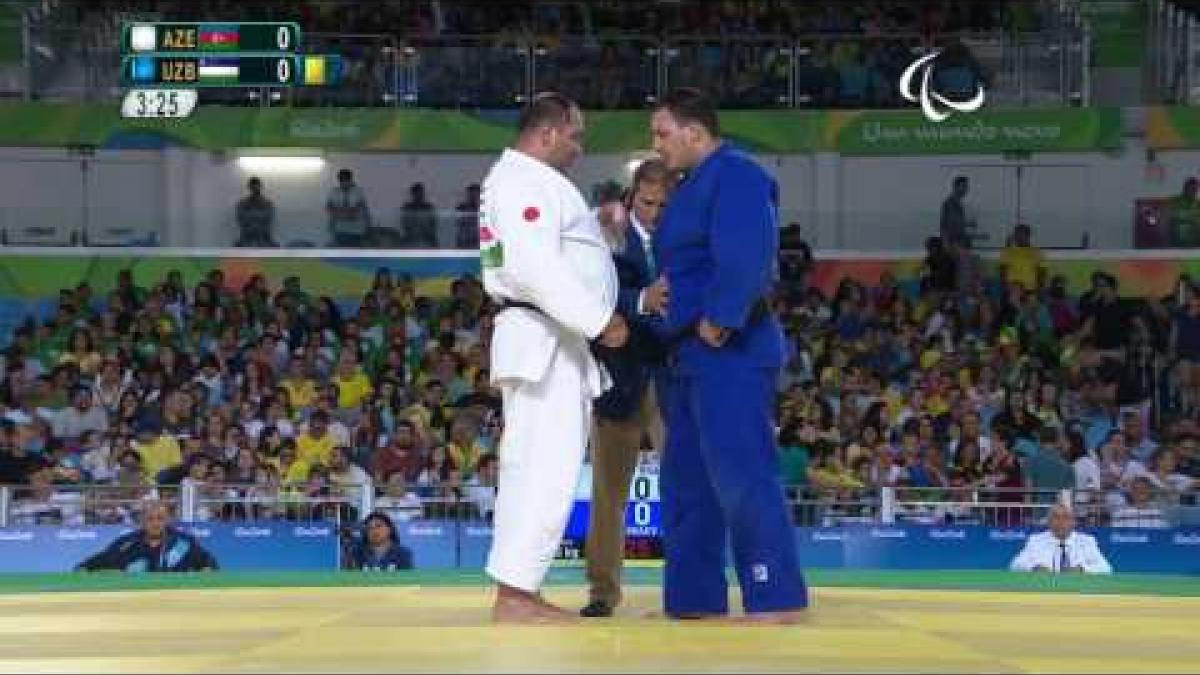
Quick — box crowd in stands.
[0,215,1197,533]
[0,266,503,527]
[775,222,1199,529]
[66,0,1021,108]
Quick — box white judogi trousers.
[485,339,592,593]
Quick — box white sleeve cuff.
[637,289,648,315]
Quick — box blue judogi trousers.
[660,366,809,616]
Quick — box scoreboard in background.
[119,21,341,117]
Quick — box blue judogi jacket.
[654,142,785,375]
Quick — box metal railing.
[0,482,176,527]
[1151,0,1200,103]
[1,26,1090,109]
[2,482,1191,530]
[790,485,1198,529]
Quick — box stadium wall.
[0,522,1197,574]
[3,136,1199,250]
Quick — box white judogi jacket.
[479,148,617,397]
[1009,531,1113,575]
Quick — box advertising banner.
[0,104,1124,155]
[824,108,1122,156]
[0,522,337,573]
[1146,106,1200,150]
[1,522,1198,575]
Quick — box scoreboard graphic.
[119,21,342,117]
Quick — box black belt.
[499,300,544,315]
[500,297,770,338]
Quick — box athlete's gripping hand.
[599,313,629,348]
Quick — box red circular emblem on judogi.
[523,206,540,222]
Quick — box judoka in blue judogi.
[649,88,808,621]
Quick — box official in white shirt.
[1010,504,1113,574]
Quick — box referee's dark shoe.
[580,600,614,618]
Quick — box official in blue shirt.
[583,159,672,618]
[650,88,808,623]
[75,501,218,573]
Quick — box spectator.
[134,426,182,484]
[330,444,372,494]
[371,420,422,484]
[445,414,485,478]
[456,368,501,416]
[1120,409,1159,463]
[1144,447,1195,500]
[58,328,102,377]
[1024,427,1075,495]
[1167,177,1200,248]
[344,511,413,571]
[92,357,128,415]
[921,236,957,296]
[331,349,373,423]
[462,452,498,520]
[281,357,318,411]
[1065,429,1102,497]
[9,461,83,526]
[415,444,453,496]
[374,471,423,522]
[939,176,974,250]
[1111,476,1170,529]
[778,422,812,488]
[1098,430,1149,506]
[326,169,371,248]
[79,430,116,483]
[297,410,336,469]
[1009,504,1112,574]
[455,183,482,249]
[401,182,438,248]
[51,387,108,442]
[999,223,1046,294]
[1170,288,1200,416]
[1177,434,1200,479]
[982,426,1026,523]
[1078,273,1129,358]
[234,177,277,247]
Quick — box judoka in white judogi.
[480,146,621,594]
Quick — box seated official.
[76,501,218,573]
[344,511,414,571]
[1009,504,1113,574]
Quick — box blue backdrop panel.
[2,522,1199,575]
[0,522,337,572]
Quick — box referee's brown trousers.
[585,384,664,608]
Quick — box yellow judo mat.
[0,573,1197,673]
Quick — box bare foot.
[530,592,581,621]
[492,585,580,625]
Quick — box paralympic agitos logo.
[899,50,985,123]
